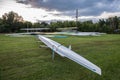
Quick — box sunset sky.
[0,0,120,22]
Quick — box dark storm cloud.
[16,0,120,16]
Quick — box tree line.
[0,11,120,33]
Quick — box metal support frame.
[52,45,55,60]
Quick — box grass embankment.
[0,34,120,80]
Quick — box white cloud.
[95,2,106,8]
[0,0,120,23]
[78,11,120,22]
[0,0,73,22]
[43,0,48,3]
[98,11,120,19]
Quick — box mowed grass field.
[0,34,120,80]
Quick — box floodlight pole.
[76,9,78,23]
[76,9,78,31]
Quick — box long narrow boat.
[38,35,101,75]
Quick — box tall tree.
[40,22,49,27]
[33,22,41,28]
[108,16,119,30]
[2,11,23,32]
[0,18,4,32]
[50,22,57,32]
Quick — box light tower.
[76,9,78,22]
[76,9,79,31]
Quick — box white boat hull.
[38,35,101,75]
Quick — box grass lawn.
[0,34,120,80]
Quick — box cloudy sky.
[0,0,120,22]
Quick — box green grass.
[0,34,120,80]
